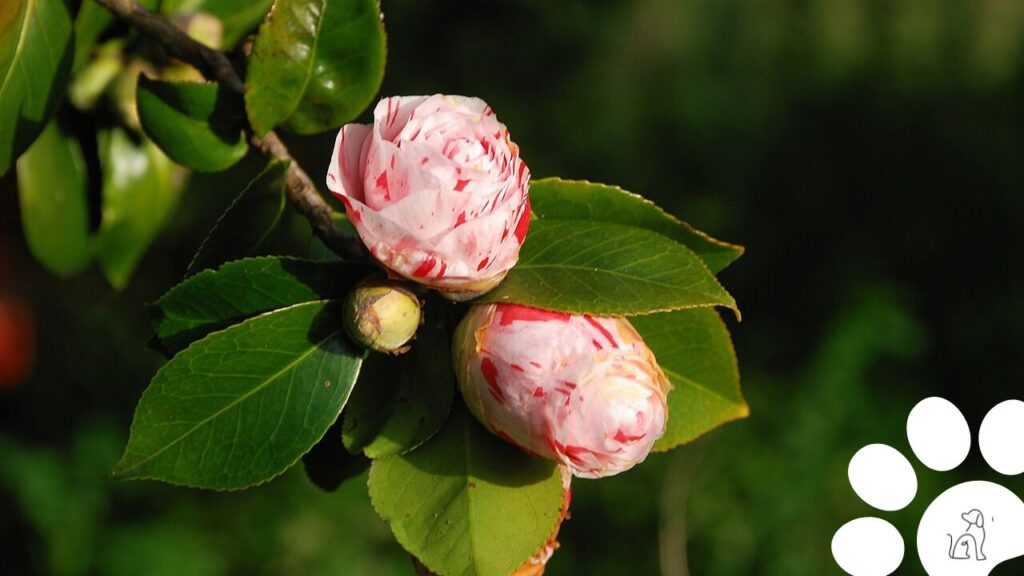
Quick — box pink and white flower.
[326,95,531,298]
[453,303,672,478]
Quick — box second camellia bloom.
[326,95,531,299]
[454,303,672,478]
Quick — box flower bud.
[453,304,671,479]
[326,95,531,299]
[343,282,421,353]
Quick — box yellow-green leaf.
[0,0,73,174]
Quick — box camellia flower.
[453,303,671,478]
[326,95,531,299]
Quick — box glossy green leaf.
[15,119,91,276]
[343,298,454,458]
[161,0,274,48]
[93,128,181,289]
[151,256,373,353]
[302,420,369,492]
[0,0,73,175]
[630,309,747,451]
[114,300,364,490]
[187,160,288,275]
[137,78,249,172]
[530,177,744,273]
[369,403,564,576]
[479,219,738,317]
[245,0,386,135]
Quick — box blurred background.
[2,0,1024,574]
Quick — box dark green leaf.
[478,219,739,317]
[15,119,91,276]
[137,78,249,172]
[187,159,288,275]
[630,309,747,451]
[245,0,386,135]
[302,420,369,492]
[0,0,73,174]
[161,0,274,48]
[343,297,454,458]
[93,127,181,289]
[530,177,744,273]
[151,256,373,353]
[114,300,364,490]
[369,403,564,576]
[73,0,159,70]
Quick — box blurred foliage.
[3,0,1024,574]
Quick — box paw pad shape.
[832,398,1024,576]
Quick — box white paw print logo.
[832,398,1024,576]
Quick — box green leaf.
[187,160,288,275]
[630,309,748,451]
[114,300,364,490]
[151,256,373,353]
[0,0,74,175]
[369,403,564,576]
[137,78,249,173]
[302,420,369,492]
[529,177,744,273]
[478,219,739,317]
[245,0,386,135]
[72,0,113,71]
[161,0,274,48]
[343,297,454,458]
[15,119,92,276]
[93,128,181,289]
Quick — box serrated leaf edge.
[366,410,563,576]
[531,176,745,266]
[482,219,742,321]
[185,158,289,275]
[651,309,748,452]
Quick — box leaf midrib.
[514,263,724,296]
[663,366,743,406]
[463,416,482,576]
[533,178,743,254]
[116,304,341,475]
[283,0,327,121]
[0,0,33,101]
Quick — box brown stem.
[94,0,364,261]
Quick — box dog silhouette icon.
[948,509,987,561]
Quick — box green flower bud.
[344,282,421,353]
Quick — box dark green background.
[2,0,1023,574]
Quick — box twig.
[94,0,364,261]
